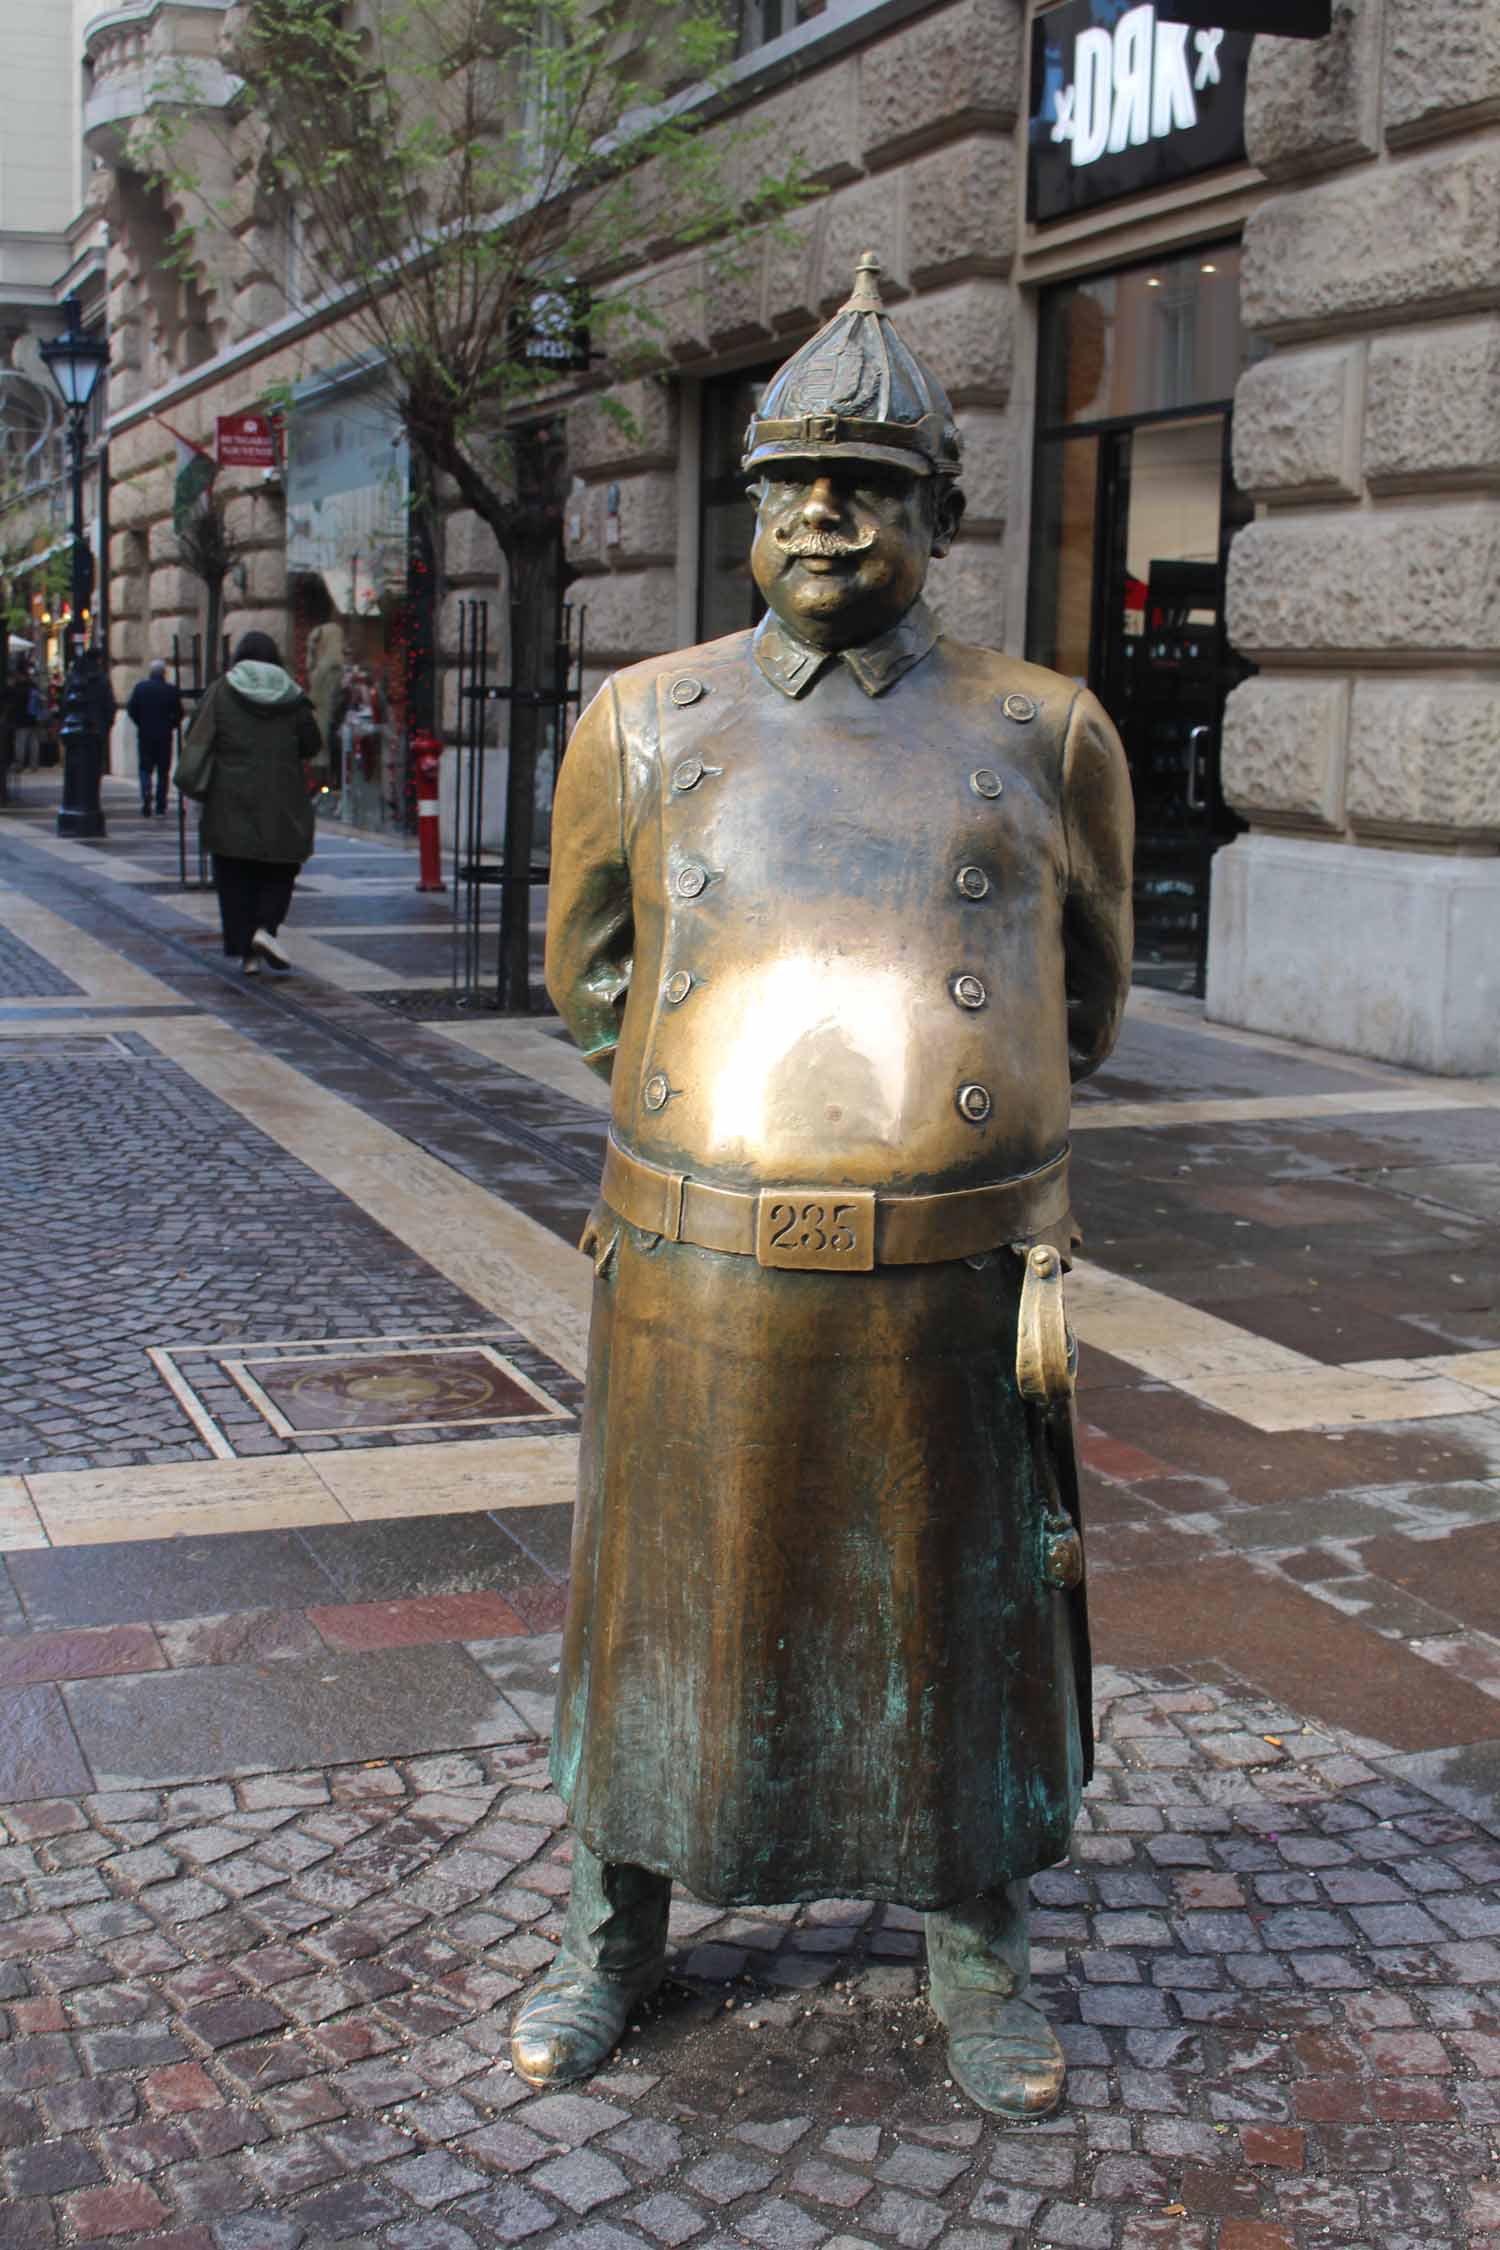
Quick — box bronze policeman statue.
[513,254,1134,2118]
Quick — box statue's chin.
[764,580,915,651]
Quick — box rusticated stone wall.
[1209,0,1500,1074]
[562,0,1027,689]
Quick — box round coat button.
[956,864,990,900]
[643,1074,671,1111]
[672,757,705,791]
[952,973,987,1010]
[670,677,703,707]
[957,1082,993,1123]
[675,865,708,898]
[1003,692,1037,723]
[970,768,1003,799]
[664,969,693,1004]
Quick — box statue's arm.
[1060,686,1135,1082]
[544,680,633,1082]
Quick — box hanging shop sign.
[511,279,592,374]
[1028,2,1252,224]
[217,411,279,469]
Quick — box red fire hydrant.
[412,731,446,893]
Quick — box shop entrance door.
[1091,412,1249,990]
[1027,244,1252,993]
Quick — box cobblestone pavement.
[0,928,82,998]
[3,1661,1500,2250]
[1,784,1499,2243]
[0,1043,577,1474]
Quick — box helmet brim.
[742,438,937,481]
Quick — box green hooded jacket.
[175,661,325,863]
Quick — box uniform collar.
[751,601,939,699]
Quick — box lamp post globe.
[39,296,110,839]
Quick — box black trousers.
[213,855,299,961]
[138,740,172,812]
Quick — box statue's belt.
[600,1132,1071,1273]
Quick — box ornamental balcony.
[82,0,239,167]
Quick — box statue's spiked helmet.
[742,253,962,484]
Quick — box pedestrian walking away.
[174,629,325,975]
[125,657,183,814]
[7,658,45,772]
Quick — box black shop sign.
[1028,2,1252,224]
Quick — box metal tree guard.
[450,594,586,1010]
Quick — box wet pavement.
[0,778,1498,2247]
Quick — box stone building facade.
[82,0,1498,1070]
[1209,2,1500,1075]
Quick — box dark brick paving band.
[2,1663,1499,2249]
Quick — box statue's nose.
[801,478,841,527]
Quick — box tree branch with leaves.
[136,0,810,570]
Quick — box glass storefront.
[286,378,412,832]
[1028,241,1255,993]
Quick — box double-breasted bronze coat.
[544,602,1133,1909]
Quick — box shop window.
[287,378,413,833]
[1027,240,1255,995]
[698,363,777,643]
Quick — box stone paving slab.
[0,1661,1497,2248]
[64,1642,535,1789]
[3,1513,569,1638]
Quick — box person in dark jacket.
[175,630,325,975]
[7,660,42,772]
[125,660,184,815]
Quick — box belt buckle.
[755,1188,876,1272]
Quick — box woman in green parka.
[175,630,325,975]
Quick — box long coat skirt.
[551,1219,1088,1910]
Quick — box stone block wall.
[1210,0,1500,1074]
[563,0,1027,672]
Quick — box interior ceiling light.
[1201,261,1218,273]
[1146,277,1162,288]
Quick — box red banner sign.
[217,412,279,468]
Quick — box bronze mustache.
[773,525,878,559]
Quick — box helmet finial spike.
[843,252,885,314]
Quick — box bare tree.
[136,0,809,992]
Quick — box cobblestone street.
[1,780,1498,2247]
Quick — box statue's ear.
[930,482,965,560]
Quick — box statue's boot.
[510,1842,670,2087]
[925,1879,1065,2119]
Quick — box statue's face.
[750,462,960,649]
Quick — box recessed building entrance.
[1027,241,1253,994]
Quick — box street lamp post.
[40,295,110,839]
